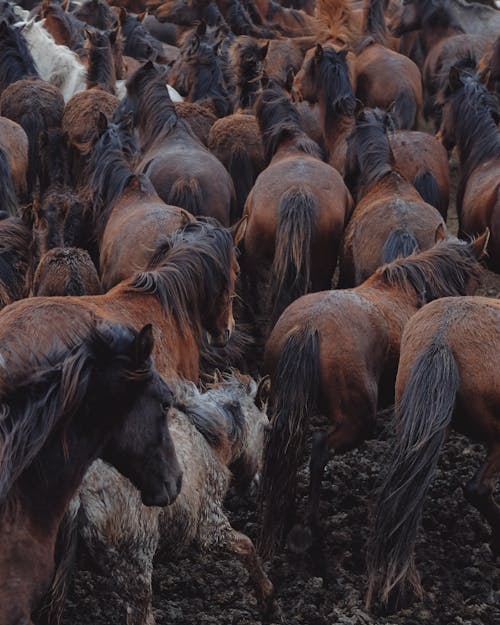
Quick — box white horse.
[17,19,87,103]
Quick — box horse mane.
[345,108,394,195]
[85,29,116,93]
[256,85,323,163]
[121,13,164,61]
[86,122,140,239]
[186,41,230,117]
[74,0,117,30]
[0,20,39,89]
[126,62,190,147]
[375,239,482,304]
[314,0,362,48]
[363,0,387,45]
[173,378,247,453]
[446,69,500,182]
[318,46,356,132]
[0,217,32,302]
[229,36,264,109]
[129,220,233,334]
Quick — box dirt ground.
[62,159,500,625]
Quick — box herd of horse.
[0,0,499,622]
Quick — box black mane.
[0,20,39,91]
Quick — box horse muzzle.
[141,471,183,507]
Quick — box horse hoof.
[287,524,312,554]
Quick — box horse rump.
[167,176,203,217]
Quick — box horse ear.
[354,98,364,116]
[448,66,463,92]
[255,375,271,410]
[134,324,154,366]
[113,6,128,25]
[315,43,323,61]
[61,0,69,11]
[434,223,447,243]
[230,215,247,247]
[260,41,270,60]
[468,228,490,259]
[137,11,148,22]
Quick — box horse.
[390,0,500,42]
[40,0,86,55]
[0,18,38,97]
[83,25,121,95]
[250,0,316,35]
[257,234,488,561]
[0,117,28,203]
[437,65,500,271]
[340,109,448,287]
[0,218,239,384]
[128,61,236,226]
[86,115,195,290]
[0,217,33,310]
[479,34,500,97]
[0,318,182,625]
[367,294,500,611]
[19,18,87,103]
[66,374,275,624]
[242,84,352,346]
[32,246,102,296]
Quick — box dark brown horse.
[340,108,448,287]
[367,293,500,611]
[32,247,102,296]
[258,234,488,561]
[86,115,193,290]
[0,319,182,625]
[242,84,352,340]
[0,217,33,310]
[437,65,500,271]
[128,61,236,226]
[0,117,28,203]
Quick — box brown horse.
[0,217,33,310]
[242,84,352,340]
[1,218,238,384]
[258,234,487,562]
[437,65,500,271]
[367,294,500,611]
[340,109,448,287]
[129,61,235,226]
[86,115,193,290]
[0,117,28,203]
[0,319,182,625]
[479,35,500,97]
[251,0,316,35]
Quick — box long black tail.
[167,176,203,217]
[226,145,258,221]
[366,338,459,609]
[393,90,418,130]
[20,110,43,197]
[382,228,419,264]
[258,325,320,558]
[413,170,445,217]
[0,146,18,217]
[269,185,316,325]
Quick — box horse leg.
[225,528,279,622]
[463,446,500,555]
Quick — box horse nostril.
[176,472,183,494]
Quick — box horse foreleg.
[225,528,279,621]
[463,446,500,555]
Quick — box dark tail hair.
[382,229,419,264]
[226,146,257,221]
[0,146,18,217]
[413,171,445,217]
[167,176,203,217]
[20,110,43,197]
[258,325,320,558]
[366,339,459,609]
[269,186,316,325]
[393,90,418,130]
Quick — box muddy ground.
[62,162,500,625]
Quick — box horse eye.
[162,402,171,413]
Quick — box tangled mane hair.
[130,219,234,334]
[256,85,323,163]
[0,19,39,91]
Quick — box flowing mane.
[317,46,356,133]
[256,85,323,163]
[129,220,233,336]
[375,238,483,303]
[0,20,39,91]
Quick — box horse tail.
[392,90,417,130]
[413,171,442,214]
[382,228,419,264]
[258,325,320,559]
[0,146,18,217]
[167,176,203,217]
[226,146,256,221]
[366,338,459,609]
[20,110,43,197]
[269,185,316,325]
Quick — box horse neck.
[86,43,116,92]
[356,126,394,195]
[421,20,462,54]
[455,99,500,182]
[137,91,179,151]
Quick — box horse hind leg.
[463,445,500,556]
